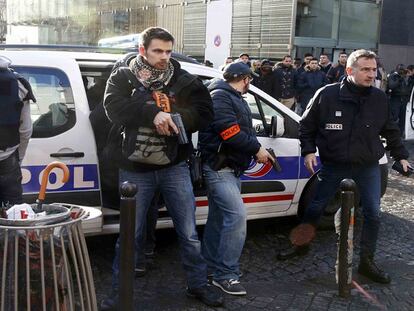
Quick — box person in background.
[273,55,297,109]
[319,53,332,74]
[297,57,328,115]
[407,64,414,86]
[374,58,387,92]
[237,53,251,68]
[251,59,261,73]
[297,53,314,75]
[278,50,410,286]
[199,62,273,296]
[251,59,277,98]
[293,58,302,70]
[0,56,35,207]
[219,57,233,71]
[326,51,347,83]
[387,64,414,136]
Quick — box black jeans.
[0,151,23,206]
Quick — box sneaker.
[100,292,118,311]
[134,267,146,277]
[207,273,213,284]
[212,279,247,296]
[186,284,224,307]
[144,250,155,258]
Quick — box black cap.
[396,64,405,71]
[261,59,273,67]
[223,62,257,78]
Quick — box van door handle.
[50,152,85,158]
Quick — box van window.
[13,66,76,138]
[244,91,299,138]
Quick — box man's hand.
[256,147,274,164]
[304,153,318,174]
[153,112,178,136]
[399,159,412,172]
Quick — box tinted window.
[13,66,76,138]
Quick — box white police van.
[0,46,397,235]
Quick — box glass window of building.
[338,0,380,44]
[296,0,335,39]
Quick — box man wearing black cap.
[252,59,277,98]
[388,64,414,135]
[199,62,273,296]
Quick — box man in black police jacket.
[278,50,411,284]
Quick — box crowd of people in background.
[214,52,414,136]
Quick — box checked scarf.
[130,55,174,91]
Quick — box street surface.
[89,140,414,311]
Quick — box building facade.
[4,0,413,70]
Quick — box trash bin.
[0,203,98,311]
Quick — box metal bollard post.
[337,178,356,298]
[119,181,137,311]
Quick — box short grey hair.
[347,49,377,68]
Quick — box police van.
[0,46,404,235]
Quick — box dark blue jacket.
[273,63,297,99]
[326,63,345,83]
[297,66,329,108]
[300,78,409,165]
[199,79,261,172]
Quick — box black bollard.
[119,181,137,311]
[337,178,356,298]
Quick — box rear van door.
[2,51,101,206]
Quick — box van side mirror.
[270,115,285,138]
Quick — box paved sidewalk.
[89,141,414,310]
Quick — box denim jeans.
[111,162,207,290]
[302,163,381,258]
[0,151,22,206]
[202,164,246,281]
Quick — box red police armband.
[220,124,240,140]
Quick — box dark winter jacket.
[300,78,409,165]
[273,63,297,99]
[297,66,329,109]
[104,57,213,172]
[326,63,346,83]
[252,69,277,98]
[319,63,332,74]
[199,79,261,173]
[387,72,414,100]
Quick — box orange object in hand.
[152,91,171,113]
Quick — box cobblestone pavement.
[88,141,414,311]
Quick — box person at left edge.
[199,62,274,296]
[0,56,34,207]
[100,27,223,309]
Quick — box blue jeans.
[202,164,246,281]
[389,96,407,135]
[111,162,207,290]
[302,163,381,258]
